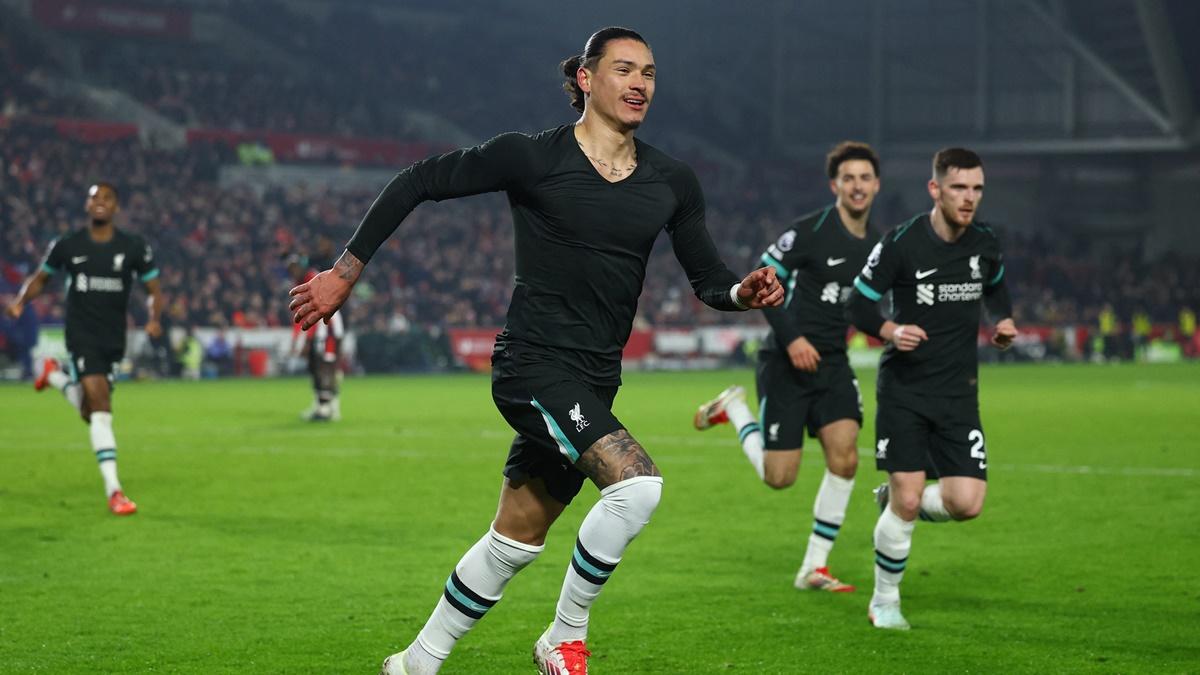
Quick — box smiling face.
[578,38,655,132]
[85,184,119,225]
[830,158,880,219]
[929,166,985,228]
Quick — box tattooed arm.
[288,250,364,330]
[576,430,661,490]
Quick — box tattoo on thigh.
[577,429,660,487]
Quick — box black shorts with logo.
[755,349,863,450]
[491,346,624,505]
[874,392,988,479]
[66,342,123,385]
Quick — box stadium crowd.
[69,3,566,141]
[2,7,1198,372]
[3,120,1197,341]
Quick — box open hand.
[289,269,352,330]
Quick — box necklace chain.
[577,140,637,178]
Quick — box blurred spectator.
[204,330,234,376]
[1179,307,1196,357]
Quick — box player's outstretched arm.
[5,269,50,319]
[735,266,784,309]
[992,318,1017,350]
[290,250,363,330]
[143,278,164,338]
[983,267,1014,350]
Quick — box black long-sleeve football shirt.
[758,205,876,361]
[846,214,1013,397]
[346,125,743,384]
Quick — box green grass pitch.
[2,363,1199,673]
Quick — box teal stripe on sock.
[572,548,612,580]
[813,522,840,539]
[95,449,117,463]
[444,578,491,616]
[738,423,761,443]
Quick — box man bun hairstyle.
[561,26,650,113]
[826,141,880,179]
[932,147,983,181]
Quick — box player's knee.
[946,496,984,521]
[601,476,663,533]
[763,469,796,490]
[827,449,858,478]
[890,490,923,520]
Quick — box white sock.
[48,369,70,391]
[63,382,82,411]
[919,483,952,522]
[411,527,542,670]
[402,641,443,675]
[802,470,855,572]
[872,505,915,605]
[725,398,764,479]
[548,475,663,644]
[89,412,121,497]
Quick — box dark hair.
[826,141,880,179]
[90,181,120,201]
[560,26,650,113]
[932,147,983,180]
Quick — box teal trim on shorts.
[854,277,882,302]
[531,398,579,462]
[140,268,160,283]
[41,263,58,275]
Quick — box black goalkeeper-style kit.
[347,125,742,386]
[846,213,1012,479]
[346,125,746,502]
[754,205,875,449]
[40,228,159,378]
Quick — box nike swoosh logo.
[915,268,938,279]
[826,257,846,266]
[71,256,88,264]
[979,461,988,470]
